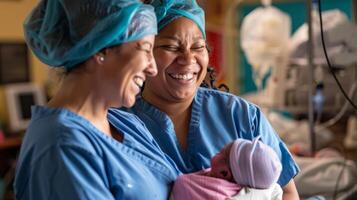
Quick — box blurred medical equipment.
[344,116,357,149]
[240,2,291,90]
[315,1,357,113]
[290,9,350,66]
[241,0,357,154]
[294,156,357,200]
[243,8,357,114]
[238,1,357,198]
[267,112,334,155]
[241,4,357,114]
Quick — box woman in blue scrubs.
[127,0,300,199]
[14,0,180,199]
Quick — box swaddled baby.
[172,137,283,200]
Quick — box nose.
[144,55,157,77]
[177,50,197,65]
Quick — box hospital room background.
[0,0,356,199]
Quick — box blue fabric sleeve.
[251,106,300,187]
[26,144,115,200]
[225,94,299,187]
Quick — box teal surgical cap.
[24,0,157,69]
[150,0,206,38]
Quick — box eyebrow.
[158,35,205,42]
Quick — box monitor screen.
[18,92,35,120]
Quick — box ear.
[93,48,110,64]
[93,53,104,64]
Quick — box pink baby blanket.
[172,169,241,200]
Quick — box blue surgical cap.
[24,0,157,69]
[150,0,206,38]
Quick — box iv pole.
[307,0,316,156]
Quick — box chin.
[170,89,196,101]
[121,97,136,108]
[123,102,135,108]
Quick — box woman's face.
[143,17,209,103]
[210,143,233,181]
[104,35,157,108]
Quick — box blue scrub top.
[14,106,180,200]
[126,87,300,187]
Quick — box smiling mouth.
[169,72,197,81]
[134,77,144,88]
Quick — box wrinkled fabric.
[24,0,157,69]
[228,183,283,200]
[229,137,282,189]
[172,168,241,200]
[150,0,205,38]
[14,106,180,200]
[125,87,300,187]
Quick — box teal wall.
[237,0,353,94]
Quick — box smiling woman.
[126,0,300,199]
[13,0,180,200]
[96,36,157,108]
[143,17,209,105]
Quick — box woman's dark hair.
[200,66,229,92]
[201,40,229,92]
[200,41,229,92]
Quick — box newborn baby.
[172,137,283,200]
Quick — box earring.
[99,56,104,62]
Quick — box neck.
[142,88,193,119]
[48,69,112,136]
[142,89,193,149]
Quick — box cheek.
[154,50,175,73]
[155,61,167,76]
[132,56,147,71]
[201,51,209,64]
[211,153,224,168]
[201,53,209,70]
[211,156,218,167]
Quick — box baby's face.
[210,143,234,181]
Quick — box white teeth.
[171,73,194,80]
[134,77,144,87]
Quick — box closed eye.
[191,46,206,52]
[157,45,180,52]
[220,171,228,177]
[136,42,152,54]
[138,48,151,54]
